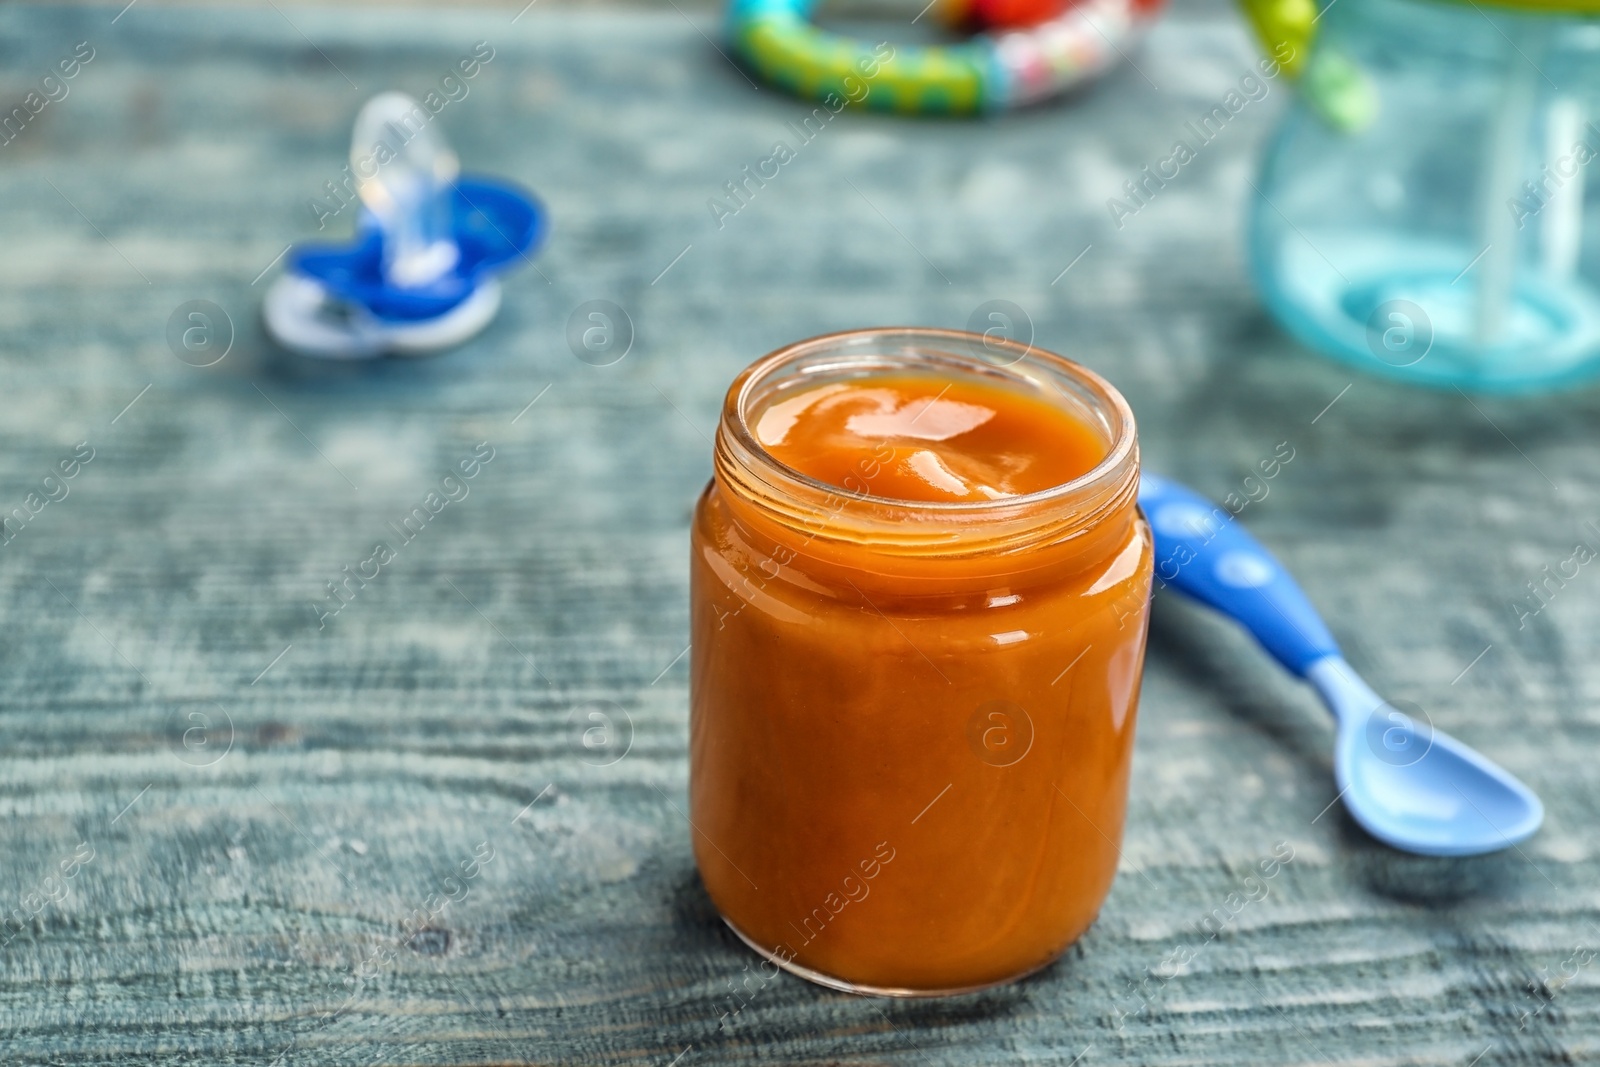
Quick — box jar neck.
[711,328,1142,591]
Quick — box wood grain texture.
[0,3,1597,1064]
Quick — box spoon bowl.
[1309,657,1544,855]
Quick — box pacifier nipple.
[350,92,461,289]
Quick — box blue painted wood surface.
[0,2,1595,1063]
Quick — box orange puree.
[690,332,1152,995]
[755,375,1106,503]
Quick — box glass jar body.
[687,329,1153,996]
[1251,0,1600,391]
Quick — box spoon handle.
[1138,474,1341,678]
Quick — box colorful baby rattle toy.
[264,92,546,359]
[726,0,1165,115]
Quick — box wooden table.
[2,2,1596,1063]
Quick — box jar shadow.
[1145,598,1327,769]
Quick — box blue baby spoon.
[264,92,546,359]
[1138,473,1543,857]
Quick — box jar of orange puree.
[689,327,1152,996]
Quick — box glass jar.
[1250,0,1600,391]
[688,328,1153,996]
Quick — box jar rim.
[713,327,1141,562]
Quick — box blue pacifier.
[264,92,547,359]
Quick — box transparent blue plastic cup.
[1250,0,1600,391]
